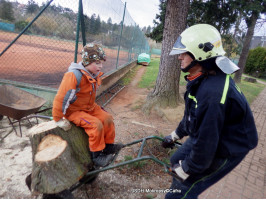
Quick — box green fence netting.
[0,0,150,88]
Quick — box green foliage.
[239,0,265,26]
[26,0,39,14]
[245,47,266,77]
[27,15,58,36]
[85,14,101,35]
[147,0,265,59]
[147,0,240,42]
[188,0,238,35]
[222,34,242,58]
[15,20,30,32]
[146,0,166,42]
[0,0,15,22]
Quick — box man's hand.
[56,118,72,131]
[161,130,180,148]
[171,160,189,182]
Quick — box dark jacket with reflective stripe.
[176,70,258,175]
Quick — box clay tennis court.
[0,31,133,88]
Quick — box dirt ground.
[0,66,186,199]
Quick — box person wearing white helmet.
[161,24,258,198]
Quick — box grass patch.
[121,65,141,85]
[138,58,160,89]
[243,74,266,83]
[138,58,188,88]
[137,58,265,104]
[180,72,189,86]
[237,80,265,104]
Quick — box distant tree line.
[0,0,149,50]
[147,0,266,78]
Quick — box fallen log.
[244,77,257,83]
[28,120,92,194]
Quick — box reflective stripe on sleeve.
[188,93,198,108]
[220,74,230,104]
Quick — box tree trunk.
[28,120,92,194]
[143,0,190,113]
[234,12,258,83]
[226,13,243,58]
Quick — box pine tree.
[146,0,166,42]
[0,0,15,22]
[26,0,39,14]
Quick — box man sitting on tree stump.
[52,42,123,167]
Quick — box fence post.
[115,2,127,69]
[0,0,54,57]
[79,0,86,46]
[74,0,82,63]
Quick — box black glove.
[161,131,180,149]
[161,135,175,149]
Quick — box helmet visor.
[170,36,187,55]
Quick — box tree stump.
[28,120,93,194]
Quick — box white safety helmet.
[170,24,239,74]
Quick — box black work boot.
[103,143,124,155]
[92,151,113,167]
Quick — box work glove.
[171,160,189,182]
[161,130,180,148]
[56,118,72,131]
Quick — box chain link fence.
[0,0,150,88]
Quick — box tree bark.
[143,0,190,113]
[28,120,92,194]
[234,12,258,83]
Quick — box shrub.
[245,47,266,78]
[15,20,29,32]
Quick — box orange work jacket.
[52,62,103,122]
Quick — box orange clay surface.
[0,31,131,88]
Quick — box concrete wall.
[0,60,137,107]
[97,60,137,95]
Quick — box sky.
[9,0,265,36]
[10,0,160,28]
[120,0,160,28]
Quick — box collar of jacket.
[68,62,104,84]
[187,72,203,81]
[185,72,205,91]
[81,69,103,84]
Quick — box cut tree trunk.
[28,120,92,194]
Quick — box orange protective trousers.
[66,105,115,152]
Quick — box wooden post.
[28,120,93,194]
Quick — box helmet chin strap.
[181,60,198,73]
